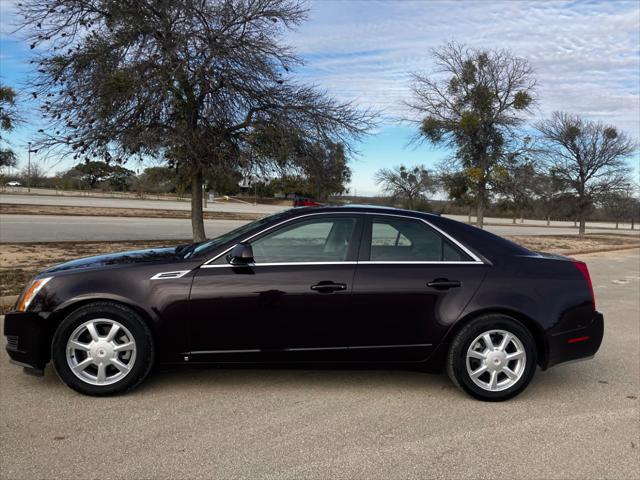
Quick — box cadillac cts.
[4,206,603,400]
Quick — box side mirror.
[226,243,254,266]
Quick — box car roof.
[284,204,532,262]
[289,204,440,219]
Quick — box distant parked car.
[293,195,321,207]
[6,181,21,187]
[5,205,603,400]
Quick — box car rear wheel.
[51,302,154,396]
[446,314,537,401]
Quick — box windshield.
[184,210,292,258]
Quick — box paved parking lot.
[1,249,638,479]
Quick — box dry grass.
[508,234,640,255]
[0,203,262,221]
[0,240,182,298]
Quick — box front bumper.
[4,310,53,372]
[545,311,604,369]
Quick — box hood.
[43,247,180,274]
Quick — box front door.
[349,215,488,361]
[188,214,363,362]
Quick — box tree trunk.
[476,182,485,229]
[546,215,550,226]
[468,209,472,224]
[615,221,619,229]
[512,216,516,224]
[191,168,206,242]
[632,218,635,230]
[578,216,586,237]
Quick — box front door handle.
[427,278,461,290]
[310,281,347,293]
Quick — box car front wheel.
[51,302,154,396]
[446,314,537,401]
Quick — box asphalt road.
[1,249,638,479]
[2,192,638,231]
[0,215,247,242]
[1,192,284,215]
[2,214,639,243]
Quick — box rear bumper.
[4,310,52,372]
[545,311,604,369]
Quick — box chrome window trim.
[202,211,484,267]
[201,260,482,269]
[202,261,358,269]
[359,260,484,265]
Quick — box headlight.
[16,277,53,312]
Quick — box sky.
[1,0,639,196]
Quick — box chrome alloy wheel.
[66,319,137,386]
[466,329,526,392]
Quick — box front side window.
[251,217,357,263]
[368,217,471,262]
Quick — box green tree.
[206,167,242,196]
[268,175,309,197]
[21,0,374,241]
[0,83,19,169]
[248,123,351,199]
[536,112,635,236]
[375,165,436,210]
[139,166,179,194]
[74,161,113,189]
[108,164,136,191]
[407,42,536,228]
[299,142,351,200]
[67,160,135,190]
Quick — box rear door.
[348,215,488,361]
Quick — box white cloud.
[290,0,640,135]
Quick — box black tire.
[51,301,154,396]
[446,314,537,401]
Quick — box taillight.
[573,261,595,310]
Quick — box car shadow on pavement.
[138,364,462,397]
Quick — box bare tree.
[19,0,375,241]
[375,165,436,210]
[531,172,565,225]
[494,141,537,223]
[406,42,536,228]
[536,112,636,236]
[19,162,46,187]
[601,184,637,229]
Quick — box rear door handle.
[427,278,461,290]
[310,282,347,293]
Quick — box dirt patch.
[506,234,640,255]
[0,203,263,221]
[0,240,183,302]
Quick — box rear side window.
[367,217,471,262]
